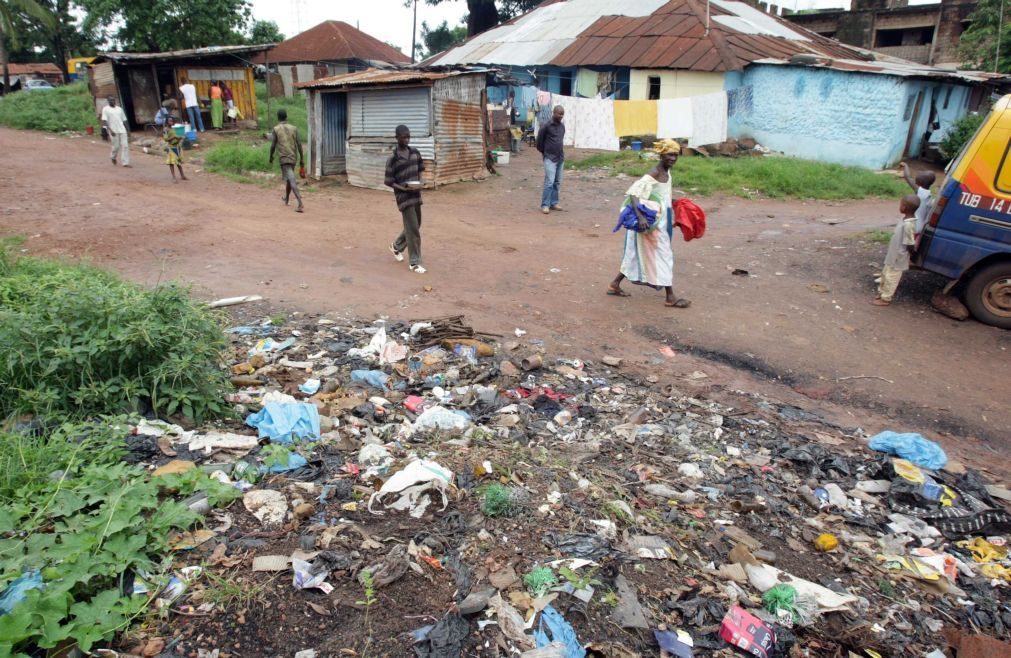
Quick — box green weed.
[558,565,600,591]
[201,569,271,610]
[523,566,558,597]
[0,244,230,422]
[255,82,308,137]
[601,590,620,607]
[259,444,293,471]
[0,422,207,655]
[269,313,287,326]
[480,483,514,517]
[203,139,274,175]
[566,151,909,200]
[865,229,893,244]
[0,82,99,133]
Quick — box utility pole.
[997,0,1006,73]
[411,0,419,63]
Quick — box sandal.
[607,285,630,297]
[665,298,691,308]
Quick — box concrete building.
[786,0,977,69]
[254,21,412,97]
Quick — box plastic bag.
[533,606,585,658]
[245,402,320,442]
[868,431,947,470]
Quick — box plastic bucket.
[173,125,185,137]
[631,140,642,151]
[496,151,511,165]
[186,130,197,142]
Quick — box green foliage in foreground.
[940,113,986,161]
[566,151,909,200]
[0,421,237,656]
[204,138,273,175]
[0,82,98,133]
[0,242,230,422]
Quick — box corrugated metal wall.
[346,136,435,190]
[349,87,432,137]
[433,76,487,186]
[321,92,347,175]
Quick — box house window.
[559,72,573,96]
[648,76,662,100]
[944,87,953,109]
[874,27,934,48]
[819,31,836,39]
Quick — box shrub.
[480,483,514,517]
[0,243,230,422]
[0,82,99,133]
[939,113,986,161]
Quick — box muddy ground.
[0,127,1007,478]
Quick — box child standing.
[900,162,936,234]
[164,119,188,183]
[872,194,920,306]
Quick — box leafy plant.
[0,422,203,656]
[154,468,242,508]
[523,566,557,598]
[259,444,292,471]
[558,565,600,592]
[939,113,986,161]
[0,244,230,422]
[0,82,98,133]
[601,590,620,607]
[356,569,377,608]
[480,483,514,517]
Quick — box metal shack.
[297,69,489,189]
[88,45,272,130]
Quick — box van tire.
[964,261,1011,329]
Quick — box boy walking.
[101,96,130,167]
[872,194,920,306]
[268,109,305,213]
[901,162,936,233]
[385,125,426,274]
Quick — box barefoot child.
[872,194,920,306]
[900,162,936,233]
[163,119,188,183]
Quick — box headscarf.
[653,139,682,155]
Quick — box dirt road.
[2,127,1008,473]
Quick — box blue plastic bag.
[245,402,320,443]
[612,202,658,233]
[0,570,44,615]
[351,369,389,389]
[534,606,585,658]
[868,431,947,470]
[266,451,308,473]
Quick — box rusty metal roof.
[5,62,61,75]
[253,21,411,65]
[297,68,488,90]
[96,44,272,63]
[430,0,877,72]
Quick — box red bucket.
[85,125,94,135]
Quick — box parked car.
[915,95,1011,329]
[24,79,55,91]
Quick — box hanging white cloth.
[689,92,727,147]
[657,98,694,141]
[572,96,619,151]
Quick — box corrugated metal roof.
[298,68,487,90]
[96,44,272,63]
[753,57,1011,83]
[5,62,61,75]
[429,0,888,73]
[253,21,411,65]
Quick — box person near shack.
[221,82,237,125]
[100,96,130,168]
[607,139,691,308]
[268,109,305,213]
[536,105,565,215]
[872,194,920,306]
[900,162,936,234]
[209,80,223,130]
[163,117,188,183]
[178,77,204,133]
[385,125,426,274]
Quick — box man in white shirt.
[178,78,204,132]
[100,96,130,167]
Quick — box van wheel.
[964,261,1011,329]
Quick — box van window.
[995,139,1011,195]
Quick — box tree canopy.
[417,19,467,59]
[417,0,540,36]
[959,0,1011,73]
[248,19,283,46]
[80,0,252,52]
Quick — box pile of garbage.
[109,312,1010,657]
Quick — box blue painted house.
[428,0,1008,169]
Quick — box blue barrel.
[631,140,642,151]
[186,130,197,142]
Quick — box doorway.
[321,92,347,175]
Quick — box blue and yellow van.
[916,95,1011,329]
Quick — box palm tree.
[0,0,56,95]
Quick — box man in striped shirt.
[385,125,427,274]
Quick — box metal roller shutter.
[349,87,431,138]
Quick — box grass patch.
[865,229,893,244]
[255,81,307,137]
[203,138,274,175]
[566,151,908,200]
[0,241,230,422]
[0,82,99,133]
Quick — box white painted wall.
[629,70,725,100]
